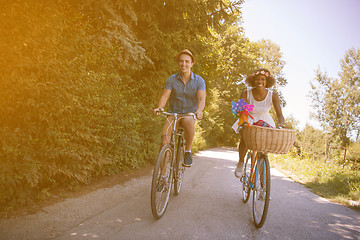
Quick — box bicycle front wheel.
[174,135,185,195]
[241,152,252,203]
[151,144,173,219]
[252,154,271,228]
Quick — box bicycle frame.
[160,111,196,176]
[238,124,273,228]
[248,151,267,190]
[150,110,196,219]
[241,149,270,228]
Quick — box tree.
[252,39,288,126]
[339,48,360,140]
[256,39,287,88]
[297,124,326,160]
[204,23,259,146]
[309,48,360,147]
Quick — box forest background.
[1,0,359,210]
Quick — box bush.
[0,0,159,209]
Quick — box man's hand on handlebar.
[195,111,203,120]
[153,108,200,120]
[153,107,163,116]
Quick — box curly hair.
[245,68,275,88]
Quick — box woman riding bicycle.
[232,69,285,178]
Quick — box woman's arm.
[240,89,247,101]
[272,92,285,127]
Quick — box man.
[153,49,206,167]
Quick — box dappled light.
[64,217,143,239]
[197,148,238,163]
[0,148,359,239]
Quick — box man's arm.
[195,90,206,119]
[153,89,171,115]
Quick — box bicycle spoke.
[252,156,270,228]
[174,136,185,195]
[241,152,252,203]
[151,145,173,219]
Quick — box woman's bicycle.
[151,109,196,219]
[240,149,270,228]
[239,124,296,228]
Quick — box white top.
[232,88,275,133]
[247,88,276,127]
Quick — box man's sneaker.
[183,152,193,167]
[234,162,244,178]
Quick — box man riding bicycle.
[153,49,206,167]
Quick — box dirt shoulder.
[1,163,154,219]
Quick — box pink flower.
[252,70,270,78]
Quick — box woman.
[233,68,285,178]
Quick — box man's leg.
[181,116,196,166]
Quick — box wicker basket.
[242,125,296,154]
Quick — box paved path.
[1,147,359,240]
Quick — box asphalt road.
[1,147,359,240]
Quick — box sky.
[241,0,360,129]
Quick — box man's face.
[178,54,194,74]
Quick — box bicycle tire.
[174,135,185,195]
[252,154,271,228]
[241,152,252,203]
[151,144,173,219]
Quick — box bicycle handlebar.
[155,108,197,120]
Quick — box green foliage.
[309,48,360,147]
[270,154,360,210]
[255,39,287,106]
[294,124,327,159]
[347,141,360,165]
[0,0,289,210]
[0,0,156,209]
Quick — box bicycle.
[238,123,295,228]
[150,109,196,219]
[240,148,270,228]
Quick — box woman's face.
[254,74,267,88]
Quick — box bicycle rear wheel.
[151,144,173,219]
[252,154,270,228]
[174,135,185,195]
[241,151,252,203]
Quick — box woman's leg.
[235,132,247,177]
[238,139,247,165]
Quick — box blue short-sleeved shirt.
[164,72,206,113]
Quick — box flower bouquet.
[231,98,254,126]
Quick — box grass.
[269,151,360,211]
